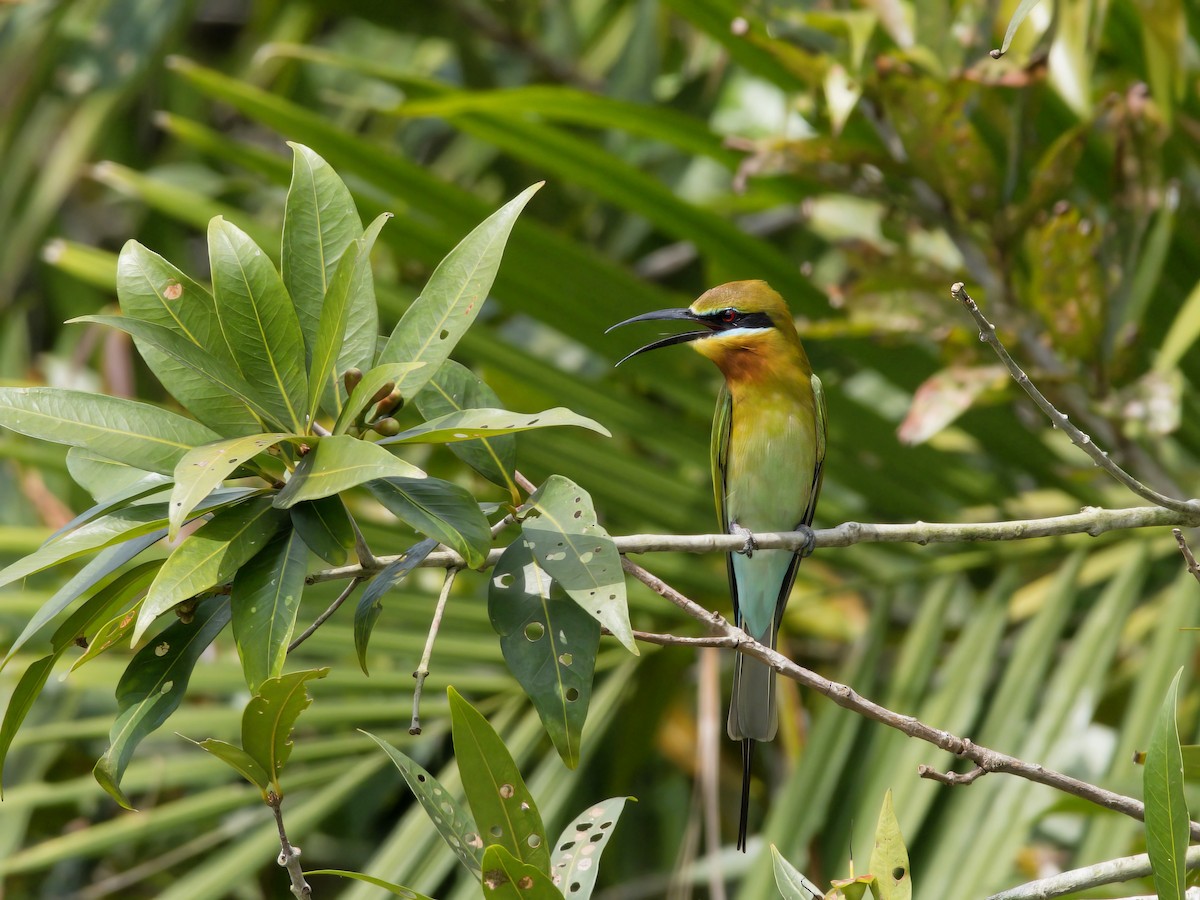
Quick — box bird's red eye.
[722,309,737,323]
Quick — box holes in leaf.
[416,773,427,783]
[527,834,542,848]
[558,653,573,666]
[497,573,515,588]
[565,688,580,702]
[892,867,906,880]
[439,329,450,340]
[573,511,582,519]
[589,833,603,843]
[490,825,503,838]
[599,821,613,829]
[560,841,575,851]
[525,622,545,641]
[518,876,534,890]
[569,883,581,894]
[499,783,515,798]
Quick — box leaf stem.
[410,569,457,735]
[288,578,361,653]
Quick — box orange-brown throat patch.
[692,327,810,387]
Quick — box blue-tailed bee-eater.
[609,280,827,851]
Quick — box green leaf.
[354,538,437,675]
[362,730,484,878]
[868,789,912,900]
[304,870,435,899]
[289,496,355,566]
[273,435,426,508]
[0,656,55,797]
[367,477,490,569]
[488,541,598,769]
[1145,666,1188,900]
[377,183,542,400]
[71,598,147,673]
[282,142,363,363]
[519,476,636,654]
[93,597,232,809]
[997,0,1047,55]
[116,239,261,436]
[770,846,822,900]
[231,527,309,690]
[208,216,309,433]
[46,474,171,542]
[66,447,158,501]
[379,407,610,446]
[548,797,629,899]
[0,387,221,474]
[241,668,329,795]
[480,845,562,900]
[134,496,287,644]
[331,362,425,435]
[305,212,390,423]
[189,738,271,793]
[169,433,293,540]
[414,360,516,490]
[70,315,284,431]
[448,686,550,871]
[1,532,164,667]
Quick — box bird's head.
[607,280,805,376]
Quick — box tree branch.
[267,791,311,899]
[618,556,1200,842]
[987,845,1200,900]
[951,282,1200,516]
[305,503,1200,583]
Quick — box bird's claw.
[732,523,757,557]
[797,524,816,559]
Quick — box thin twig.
[618,556,1200,842]
[267,791,311,899]
[917,764,986,786]
[1173,527,1200,587]
[987,845,1200,900]
[410,569,457,735]
[287,578,361,653]
[305,503,1200,583]
[952,282,1200,516]
[697,647,728,900]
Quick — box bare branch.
[306,503,1200,584]
[1174,527,1200,587]
[618,556,1200,842]
[410,569,457,735]
[917,763,986,786]
[987,845,1200,900]
[951,282,1200,517]
[267,792,311,899]
[288,578,361,653]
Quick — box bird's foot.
[796,524,816,559]
[731,523,757,557]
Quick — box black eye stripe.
[703,310,774,330]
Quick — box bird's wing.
[801,372,828,528]
[711,384,739,619]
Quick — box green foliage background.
[1,0,1199,896]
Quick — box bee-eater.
[609,280,826,851]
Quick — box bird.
[608,280,826,851]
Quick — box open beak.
[606,308,707,366]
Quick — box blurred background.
[1,0,1199,897]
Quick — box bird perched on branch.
[609,280,827,851]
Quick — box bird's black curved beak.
[606,308,707,366]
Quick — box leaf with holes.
[354,538,437,675]
[518,476,635,654]
[377,183,542,400]
[94,597,232,809]
[241,668,329,796]
[169,433,294,540]
[488,541,598,769]
[367,477,490,569]
[378,407,610,446]
[414,360,516,491]
[304,870,435,899]
[770,846,822,900]
[868,789,911,900]
[448,687,550,871]
[289,496,355,566]
[362,730,483,878]
[1145,667,1188,900]
[231,527,309,690]
[71,597,147,672]
[549,797,629,899]
[481,845,563,899]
